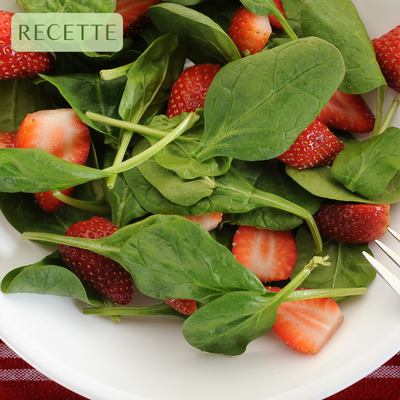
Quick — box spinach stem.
[101,295,122,323]
[378,97,400,135]
[86,111,188,140]
[100,63,133,81]
[83,303,187,319]
[285,287,366,301]
[277,14,298,41]
[102,112,200,186]
[53,191,111,214]
[372,85,387,136]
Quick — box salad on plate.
[1,0,400,396]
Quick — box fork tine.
[362,251,400,296]
[375,239,400,268]
[388,227,400,242]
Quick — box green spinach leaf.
[330,127,400,200]
[192,36,345,162]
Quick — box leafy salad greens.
[0,0,399,355]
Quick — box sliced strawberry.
[317,90,375,133]
[268,0,286,30]
[59,216,134,305]
[166,63,221,118]
[0,11,56,80]
[182,213,223,231]
[372,25,400,93]
[314,203,390,243]
[267,287,343,355]
[227,6,272,57]
[15,108,91,212]
[232,225,297,283]
[115,0,160,38]
[164,299,197,315]
[0,132,16,148]
[277,120,344,170]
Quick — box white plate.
[1,1,400,399]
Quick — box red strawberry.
[0,11,56,80]
[277,120,344,170]
[166,63,221,118]
[317,90,375,133]
[33,188,75,213]
[59,216,134,305]
[227,6,272,57]
[15,108,91,212]
[115,0,160,38]
[182,213,223,231]
[314,203,390,243]
[268,0,286,30]
[164,299,197,315]
[232,225,297,282]
[372,25,400,93]
[267,287,343,355]
[0,131,16,148]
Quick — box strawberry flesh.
[0,11,56,80]
[314,203,390,243]
[277,120,344,170]
[227,6,272,57]
[115,0,160,38]
[232,225,297,282]
[268,287,343,355]
[182,213,223,231]
[59,217,134,305]
[317,90,375,133]
[166,63,221,118]
[0,132,16,148]
[372,25,400,94]
[164,299,197,315]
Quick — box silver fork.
[363,228,400,296]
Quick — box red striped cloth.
[1,339,399,399]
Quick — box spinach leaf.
[21,215,267,304]
[292,227,376,302]
[300,0,385,94]
[226,159,323,230]
[17,0,116,13]
[286,165,400,204]
[183,291,279,355]
[148,3,241,64]
[0,80,52,132]
[147,112,232,180]
[330,127,400,200]
[40,74,127,144]
[192,36,345,162]
[1,251,103,306]
[103,174,148,229]
[126,166,323,251]
[133,139,216,206]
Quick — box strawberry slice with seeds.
[182,213,223,231]
[115,0,160,38]
[372,25,400,93]
[166,63,221,118]
[267,287,343,355]
[314,203,390,243]
[227,6,272,57]
[59,216,134,305]
[164,299,197,315]
[277,120,344,170]
[232,225,297,283]
[0,11,56,80]
[15,108,91,212]
[317,90,375,133]
[0,131,16,148]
